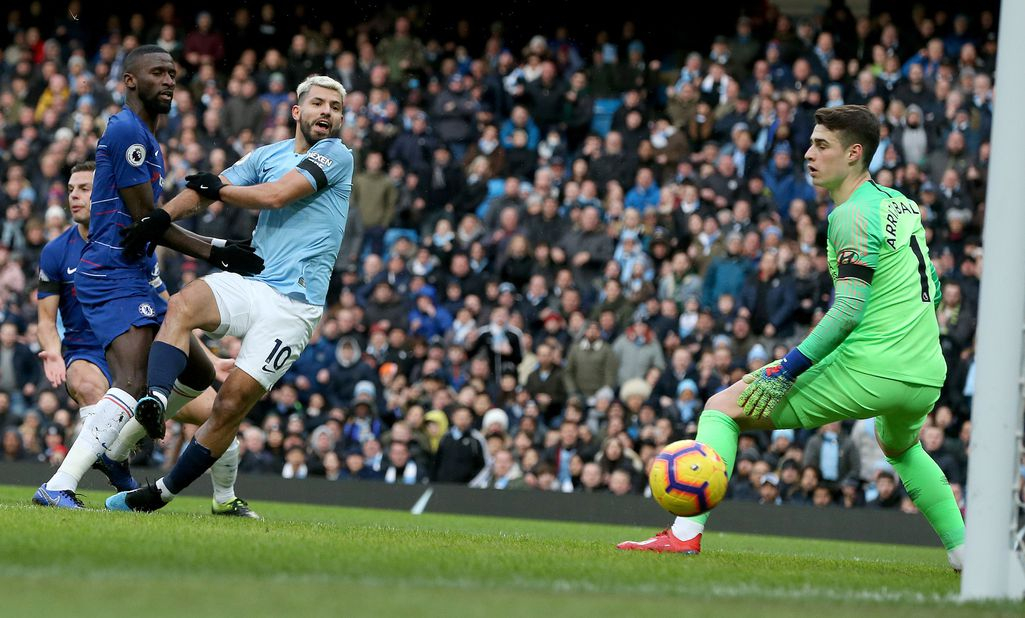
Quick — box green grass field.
[0,485,1019,617]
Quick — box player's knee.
[69,377,105,407]
[211,393,248,426]
[706,387,744,419]
[111,367,147,398]
[165,292,192,322]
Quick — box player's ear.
[848,143,862,166]
[124,72,136,90]
[291,104,301,122]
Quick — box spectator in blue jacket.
[409,286,453,340]
[762,142,816,220]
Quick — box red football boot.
[616,529,702,554]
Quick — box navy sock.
[164,438,218,495]
[147,342,188,399]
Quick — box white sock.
[46,389,136,492]
[106,417,148,462]
[155,477,176,502]
[947,544,964,571]
[165,380,203,419]
[211,438,240,504]
[671,517,705,541]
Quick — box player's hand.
[737,360,795,420]
[38,350,66,387]
[209,239,264,276]
[119,209,171,258]
[185,172,224,201]
[212,356,235,382]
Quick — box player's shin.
[671,410,740,541]
[165,380,204,419]
[146,341,189,403]
[210,437,240,504]
[157,437,219,501]
[106,417,148,462]
[46,389,136,492]
[886,442,965,551]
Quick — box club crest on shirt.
[138,303,156,317]
[126,144,146,167]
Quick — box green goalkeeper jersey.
[824,180,946,387]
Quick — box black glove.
[185,172,224,201]
[209,239,264,276]
[119,209,171,258]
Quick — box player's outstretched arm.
[738,278,872,418]
[118,182,264,276]
[36,295,66,387]
[119,181,213,260]
[187,170,316,210]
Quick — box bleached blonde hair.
[296,75,347,104]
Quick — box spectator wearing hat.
[670,378,702,425]
[524,342,567,423]
[564,321,618,399]
[342,382,384,446]
[759,472,783,505]
[612,316,665,386]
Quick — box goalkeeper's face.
[295,85,344,145]
[804,124,852,190]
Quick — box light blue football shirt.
[221,137,353,306]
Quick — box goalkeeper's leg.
[876,409,965,571]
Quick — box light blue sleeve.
[295,139,353,192]
[221,149,262,187]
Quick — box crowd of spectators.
[0,2,1001,512]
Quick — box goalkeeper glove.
[737,348,812,419]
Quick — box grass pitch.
[0,485,1018,617]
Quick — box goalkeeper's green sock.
[671,410,739,540]
[886,442,965,551]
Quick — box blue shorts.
[63,343,112,384]
[75,276,167,350]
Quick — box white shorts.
[203,271,323,390]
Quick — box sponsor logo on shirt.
[306,152,334,170]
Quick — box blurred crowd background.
[0,0,1001,511]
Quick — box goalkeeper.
[618,105,965,570]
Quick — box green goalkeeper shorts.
[769,354,940,453]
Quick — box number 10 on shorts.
[262,338,292,373]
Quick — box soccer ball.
[649,440,729,517]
